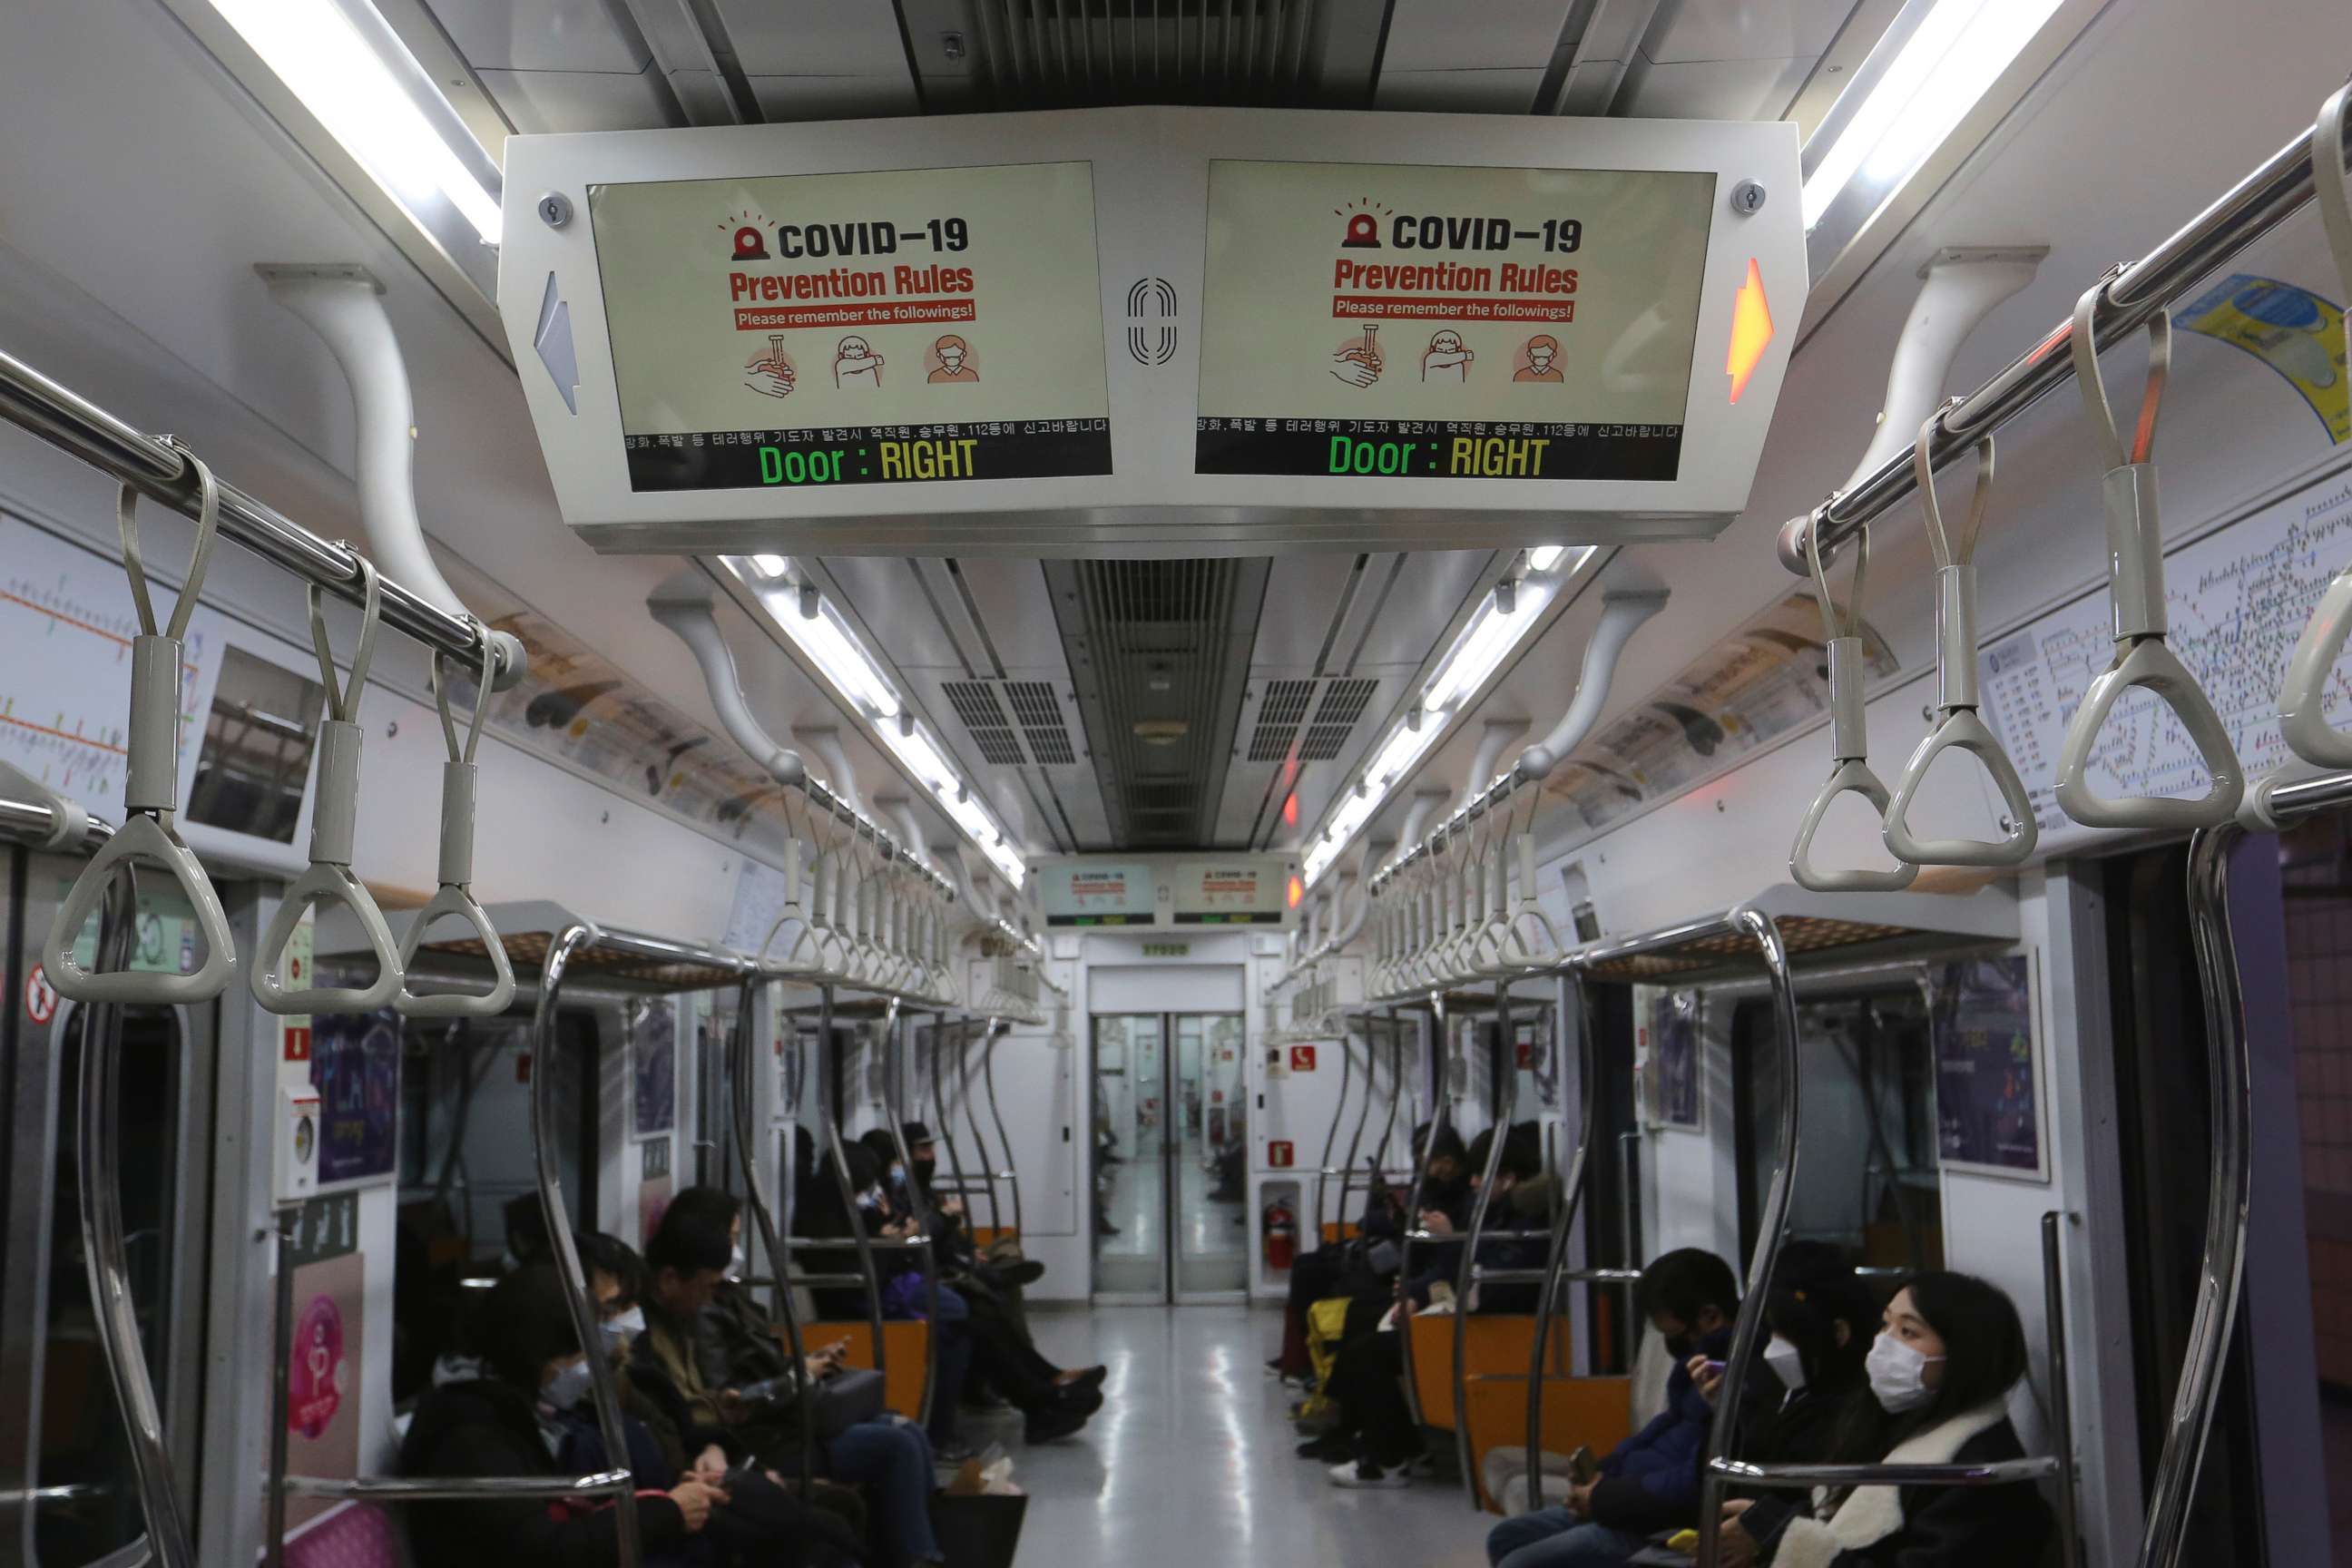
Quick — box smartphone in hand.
[1568,1445,1598,1485]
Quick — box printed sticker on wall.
[2179,273,2349,444]
[284,1191,363,1536]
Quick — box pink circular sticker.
[288,1294,345,1438]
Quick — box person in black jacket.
[400,1266,730,1567]
[1716,1271,2053,1568]
[1703,1242,1876,1481]
[1269,1122,1467,1380]
[1485,1249,1741,1565]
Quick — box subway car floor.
[1021,1305,1487,1567]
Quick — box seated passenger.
[1313,1126,1543,1488]
[1716,1271,2053,1568]
[401,1264,829,1567]
[638,1206,950,1568]
[1485,1248,1740,1566]
[1706,1241,1875,1477]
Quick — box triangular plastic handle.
[2053,637,2244,829]
[2279,566,2352,768]
[1884,708,2040,867]
[395,884,518,1017]
[44,814,237,1004]
[1791,760,1921,892]
[252,862,400,1014]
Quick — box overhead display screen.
[1194,160,1715,482]
[1039,861,1158,927]
[587,161,1112,492]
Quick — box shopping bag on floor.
[929,1490,1028,1568]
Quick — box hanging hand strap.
[254,557,402,1014]
[399,620,516,1017]
[1884,415,2037,868]
[2053,288,2243,829]
[1792,505,1923,889]
[2277,83,2352,768]
[44,454,238,1004]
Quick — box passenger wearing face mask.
[1714,1271,2053,1568]
[1688,1241,1875,1485]
[1485,1249,1740,1567]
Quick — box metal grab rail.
[813,985,895,1385]
[79,859,196,1568]
[728,973,817,1497]
[1393,999,1442,1428]
[881,1002,943,1428]
[1452,977,1523,1503]
[978,1017,1025,1243]
[927,1017,976,1250]
[1308,1013,1361,1244]
[266,922,660,1567]
[1779,103,2352,577]
[956,1021,1009,1240]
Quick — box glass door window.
[1176,1014,1249,1296]
[1092,1014,1165,1297]
[1091,1012,1248,1300]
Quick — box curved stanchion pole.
[1526,971,1599,1508]
[79,861,195,1568]
[1332,1010,1384,1243]
[398,621,515,1017]
[959,1020,1008,1240]
[929,1016,975,1235]
[2278,84,2352,767]
[47,455,236,1006]
[817,985,890,1384]
[1395,995,1446,1428]
[255,560,403,1013]
[2043,1212,2082,1568]
[1311,1009,1359,1243]
[531,925,640,1568]
[979,1018,1025,1243]
[1883,417,2038,867]
[2052,292,2242,828]
[881,1002,942,1429]
[1452,982,1519,1504]
[1695,907,1801,1568]
[2141,827,2252,1568]
[730,973,816,1496]
[1791,513,1919,890]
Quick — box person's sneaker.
[1328,1458,1411,1489]
[1024,1407,1089,1444]
[1056,1382,1104,1418]
[1295,1433,1350,1461]
[995,1259,1047,1287]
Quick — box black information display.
[1171,910,1285,926]
[1045,912,1151,927]
[626,420,1113,492]
[1194,417,1683,480]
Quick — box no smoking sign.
[24,964,57,1026]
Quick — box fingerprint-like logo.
[1125,277,1179,367]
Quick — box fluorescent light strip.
[1800,0,2066,230]
[211,0,501,243]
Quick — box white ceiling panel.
[1642,0,1861,64]
[1617,52,1814,122]
[949,558,1068,670]
[745,74,920,121]
[1377,0,1574,74]
[1374,68,1547,113]
[477,64,672,134]
[429,0,650,74]
[713,0,918,76]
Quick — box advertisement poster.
[2178,273,2349,444]
[1930,954,2046,1181]
[1171,858,1290,925]
[632,998,679,1139]
[284,1191,363,1536]
[589,162,1112,491]
[310,1009,398,1187]
[639,1137,674,1245]
[1196,159,1714,479]
[1641,991,1701,1131]
[1040,860,1159,926]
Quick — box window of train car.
[1730,988,1943,1274]
[36,1007,185,1564]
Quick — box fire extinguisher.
[1263,1198,1297,1271]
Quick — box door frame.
[1089,1009,1250,1305]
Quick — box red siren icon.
[1341,211,1380,249]
[732,225,769,260]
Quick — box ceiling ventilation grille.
[1299,677,1377,760]
[1004,681,1077,765]
[942,681,1028,766]
[1248,679,1317,761]
[961,0,1335,107]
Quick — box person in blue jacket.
[1485,1249,1741,1568]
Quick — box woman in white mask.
[1712,1271,2053,1568]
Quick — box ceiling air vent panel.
[942,680,1028,766]
[1005,680,1078,765]
[1298,677,1377,760]
[1248,678,1317,761]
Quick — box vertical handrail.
[1453,982,1519,1504]
[267,1205,299,1568]
[533,924,640,1568]
[730,974,816,1497]
[979,1019,1025,1241]
[881,1004,942,1428]
[2143,827,2253,1568]
[2043,1212,2082,1568]
[816,984,889,1380]
[1376,1006,1405,1181]
[1395,997,1446,1426]
[1526,971,1601,1506]
[958,1021,1006,1239]
[1333,1010,1384,1241]
[78,862,194,1568]
[1310,1012,1357,1243]
[929,1017,974,1234]
[1695,907,1801,1568]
